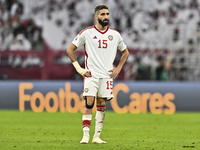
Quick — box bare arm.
[165,56,172,70]
[67,43,92,77]
[109,48,129,79]
[67,43,78,62]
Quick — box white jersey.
[72,25,127,78]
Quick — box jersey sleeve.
[72,33,85,48]
[117,36,127,52]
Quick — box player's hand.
[108,67,121,79]
[72,61,92,77]
[83,71,92,78]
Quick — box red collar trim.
[94,25,109,34]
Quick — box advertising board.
[0,81,200,113]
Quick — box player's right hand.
[83,71,92,78]
[72,61,91,77]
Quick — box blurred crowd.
[0,0,200,51]
[0,0,44,51]
[0,0,200,80]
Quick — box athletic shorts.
[83,77,113,100]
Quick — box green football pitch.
[0,110,199,150]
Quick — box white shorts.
[83,77,114,100]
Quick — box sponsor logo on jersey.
[84,88,89,93]
[93,36,97,39]
[108,35,113,41]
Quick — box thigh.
[97,78,114,100]
[83,77,98,97]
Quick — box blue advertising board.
[0,81,200,113]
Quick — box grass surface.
[0,110,200,150]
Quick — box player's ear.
[94,14,97,20]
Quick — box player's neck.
[95,24,107,31]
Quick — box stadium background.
[0,0,200,81]
[0,0,200,112]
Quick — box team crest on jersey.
[84,88,89,93]
[108,35,113,41]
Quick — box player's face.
[96,9,109,27]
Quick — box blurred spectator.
[170,27,184,52]
[174,3,190,24]
[121,29,134,48]
[185,13,198,46]
[154,55,172,81]
[10,0,23,18]
[75,0,94,27]
[132,9,146,33]
[0,30,13,51]
[131,30,142,49]
[142,0,156,13]
[157,12,173,49]
[26,19,43,50]
[0,3,9,22]
[112,3,125,32]
[1,73,8,80]
[9,33,31,51]
[139,23,151,50]
[155,0,170,13]
[12,16,26,35]
[135,57,151,80]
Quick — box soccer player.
[67,4,129,144]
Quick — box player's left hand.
[108,67,121,79]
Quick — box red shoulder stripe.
[79,26,94,35]
[109,27,122,37]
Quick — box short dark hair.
[95,4,109,14]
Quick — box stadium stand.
[0,0,200,80]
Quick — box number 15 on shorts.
[106,81,113,89]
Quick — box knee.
[84,96,95,109]
[86,99,94,106]
[97,98,106,105]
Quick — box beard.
[98,18,109,27]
